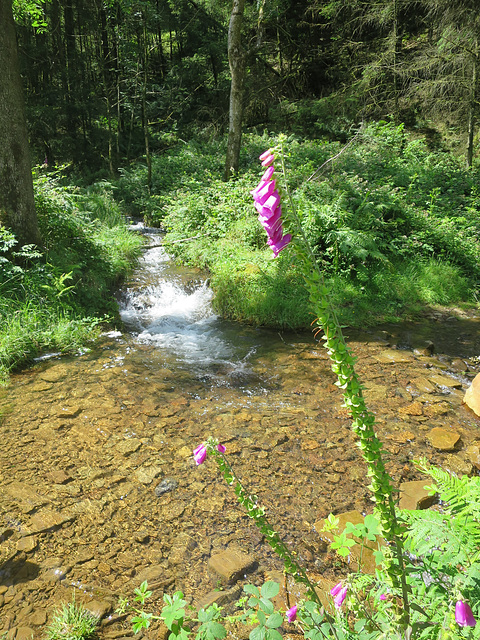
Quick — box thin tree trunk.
[466,44,478,168]
[224,0,246,181]
[0,0,41,246]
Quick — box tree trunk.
[466,44,478,169]
[0,0,41,246]
[224,0,246,181]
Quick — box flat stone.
[464,373,480,417]
[26,610,47,626]
[398,401,423,416]
[15,628,34,640]
[117,438,142,455]
[314,510,384,574]
[16,537,37,553]
[429,374,462,390]
[399,481,436,510]
[81,599,111,620]
[208,547,257,584]
[135,464,163,485]
[196,586,242,610]
[427,427,461,451]
[375,350,413,364]
[423,401,451,417]
[27,509,75,534]
[410,377,436,394]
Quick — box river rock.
[117,438,142,456]
[375,350,413,364]
[196,585,242,610]
[81,598,112,620]
[27,509,75,534]
[464,373,480,417]
[208,547,257,584]
[429,374,462,390]
[410,376,436,393]
[398,480,436,510]
[426,427,461,451]
[15,627,34,640]
[465,443,480,469]
[135,464,163,485]
[155,478,179,496]
[398,401,423,416]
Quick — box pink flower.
[455,601,476,627]
[332,585,347,609]
[379,594,387,601]
[217,443,226,453]
[193,443,207,465]
[286,605,297,623]
[252,150,292,257]
[330,582,343,597]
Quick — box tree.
[0,0,41,246]
[224,0,246,181]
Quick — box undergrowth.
[114,122,479,328]
[0,174,143,383]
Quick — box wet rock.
[375,350,413,364]
[16,537,37,553]
[315,510,384,574]
[208,547,257,584]
[154,478,178,496]
[15,627,34,640]
[423,401,450,418]
[413,341,434,356]
[27,509,75,534]
[135,564,168,586]
[410,377,436,394]
[135,464,163,485]
[429,374,462,390]
[465,443,480,469]
[464,373,480,417]
[81,598,112,620]
[398,401,423,416]
[427,427,461,451]
[398,481,436,510]
[4,481,49,513]
[444,454,473,476]
[25,610,47,626]
[196,585,242,610]
[117,438,142,456]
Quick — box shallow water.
[0,229,479,637]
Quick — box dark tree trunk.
[224,0,246,181]
[0,0,41,246]
[467,44,478,168]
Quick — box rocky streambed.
[0,306,479,639]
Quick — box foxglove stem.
[273,136,410,627]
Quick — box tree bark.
[0,0,41,246]
[224,0,246,181]
[466,42,478,168]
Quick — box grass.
[45,597,99,640]
[113,122,479,329]
[0,174,143,383]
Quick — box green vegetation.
[0,174,143,383]
[45,596,99,640]
[116,122,479,329]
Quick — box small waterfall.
[118,226,262,387]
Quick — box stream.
[0,226,479,638]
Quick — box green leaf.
[260,581,280,599]
[249,625,266,640]
[265,613,283,629]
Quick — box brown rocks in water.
[208,547,257,585]
[196,585,242,610]
[464,373,480,417]
[426,427,461,451]
[398,480,436,511]
[413,341,435,356]
[314,510,384,574]
[398,401,423,416]
[428,374,462,390]
[465,443,480,469]
[374,350,413,364]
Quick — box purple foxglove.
[261,215,283,236]
[379,594,387,601]
[217,443,226,453]
[258,204,282,223]
[333,586,347,609]
[286,605,297,623]
[252,180,277,205]
[193,443,207,465]
[259,149,273,161]
[455,601,476,627]
[259,149,275,167]
[267,224,285,244]
[330,582,343,597]
[260,166,275,182]
[268,234,292,257]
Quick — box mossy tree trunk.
[0,0,41,246]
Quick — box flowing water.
[0,227,479,637]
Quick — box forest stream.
[0,226,479,639]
